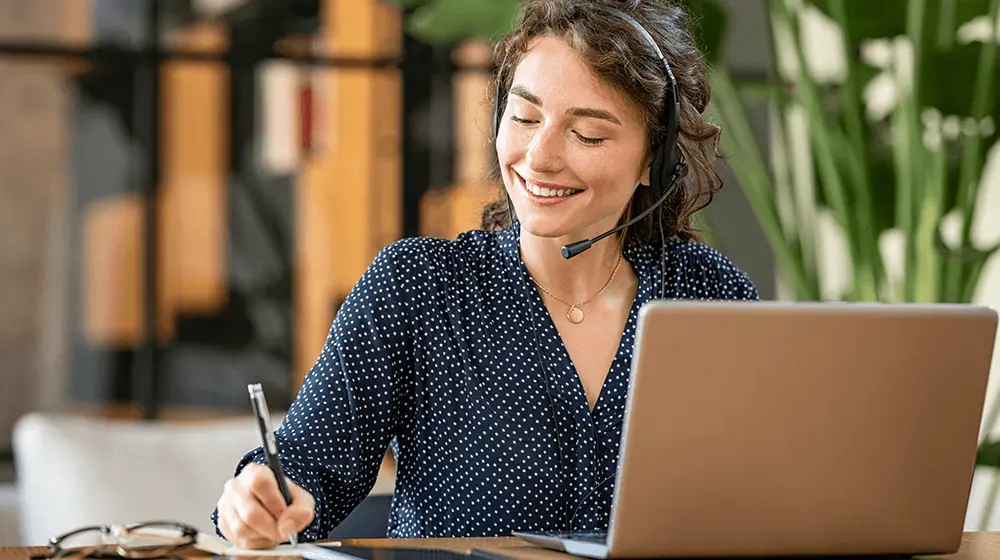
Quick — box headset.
[492,4,688,265]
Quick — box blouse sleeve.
[212,241,421,541]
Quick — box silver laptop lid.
[606,301,997,558]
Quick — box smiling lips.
[514,170,584,201]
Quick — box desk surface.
[4,533,1000,560]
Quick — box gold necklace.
[530,253,623,324]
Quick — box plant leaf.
[863,119,899,233]
[977,439,1000,468]
[404,0,521,45]
[806,0,908,43]
[806,0,993,44]
[921,44,1000,117]
[954,0,1000,30]
[865,117,995,232]
[934,233,1000,302]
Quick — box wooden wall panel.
[372,68,403,253]
[453,42,494,187]
[332,69,375,289]
[419,187,449,239]
[82,196,144,345]
[294,0,402,386]
[326,0,401,296]
[296,141,337,383]
[159,23,229,321]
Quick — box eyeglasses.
[30,521,199,560]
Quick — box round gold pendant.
[566,306,585,324]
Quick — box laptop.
[514,301,998,558]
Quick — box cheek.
[495,123,523,168]
[496,140,519,197]
[571,147,643,198]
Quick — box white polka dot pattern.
[211,225,759,540]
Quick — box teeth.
[522,176,581,198]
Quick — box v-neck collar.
[499,223,661,434]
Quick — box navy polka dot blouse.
[212,224,759,540]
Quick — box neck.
[519,225,625,303]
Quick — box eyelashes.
[574,133,605,146]
[509,115,606,146]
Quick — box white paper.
[195,532,347,560]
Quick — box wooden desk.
[5,533,1000,560]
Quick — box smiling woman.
[212,0,759,547]
[482,0,725,249]
[496,37,652,241]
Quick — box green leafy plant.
[383,0,522,44]
[385,0,1000,527]
[706,0,1000,528]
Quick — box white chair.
[12,411,284,545]
[0,483,21,545]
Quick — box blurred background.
[0,0,998,546]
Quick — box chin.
[505,193,585,242]
[504,191,574,238]
[516,214,578,240]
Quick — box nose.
[525,124,564,174]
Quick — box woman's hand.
[216,463,316,549]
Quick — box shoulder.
[328,233,502,346]
[367,236,453,276]
[358,230,504,295]
[336,237,457,329]
[370,230,500,273]
[663,238,760,301]
[352,237,451,302]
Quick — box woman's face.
[496,35,651,243]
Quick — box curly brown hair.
[481,0,724,246]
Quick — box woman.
[213,0,759,547]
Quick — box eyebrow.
[509,84,622,126]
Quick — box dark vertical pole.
[429,46,455,204]
[136,0,161,420]
[401,30,454,239]
[228,24,257,173]
[400,33,430,239]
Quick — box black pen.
[248,383,297,547]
